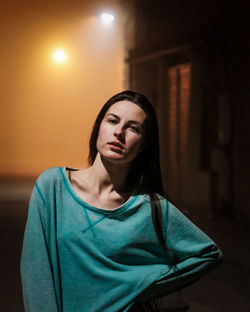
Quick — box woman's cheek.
[98,124,111,143]
[127,135,143,153]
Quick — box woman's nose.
[114,125,125,140]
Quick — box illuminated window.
[167,63,191,202]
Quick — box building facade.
[121,0,250,218]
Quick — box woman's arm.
[137,200,223,301]
[20,184,59,312]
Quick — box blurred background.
[0,0,250,311]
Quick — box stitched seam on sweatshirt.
[82,214,107,235]
[35,183,45,206]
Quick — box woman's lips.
[108,141,124,150]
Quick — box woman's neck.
[84,153,130,195]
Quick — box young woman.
[20,90,223,312]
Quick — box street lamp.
[100,13,115,25]
[53,50,67,63]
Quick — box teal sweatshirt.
[20,167,223,312]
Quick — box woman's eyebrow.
[106,113,120,119]
[106,113,143,127]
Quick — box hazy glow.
[100,13,114,25]
[53,50,67,63]
[0,1,124,176]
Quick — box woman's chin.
[100,152,130,164]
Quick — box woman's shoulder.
[37,166,62,180]
[140,193,169,208]
[35,167,65,190]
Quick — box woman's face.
[96,100,147,165]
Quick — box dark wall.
[127,0,250,218]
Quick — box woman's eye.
[108,119,118,124]
[129,126,140,133]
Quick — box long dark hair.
[88,90,164,195]
[88,90,176,311]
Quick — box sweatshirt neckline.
[60,166,138,215]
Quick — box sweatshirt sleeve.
[20,183,59,312]
[136,200,223,301]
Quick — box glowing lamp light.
[100,13,115,25]
[53,50,67,63]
